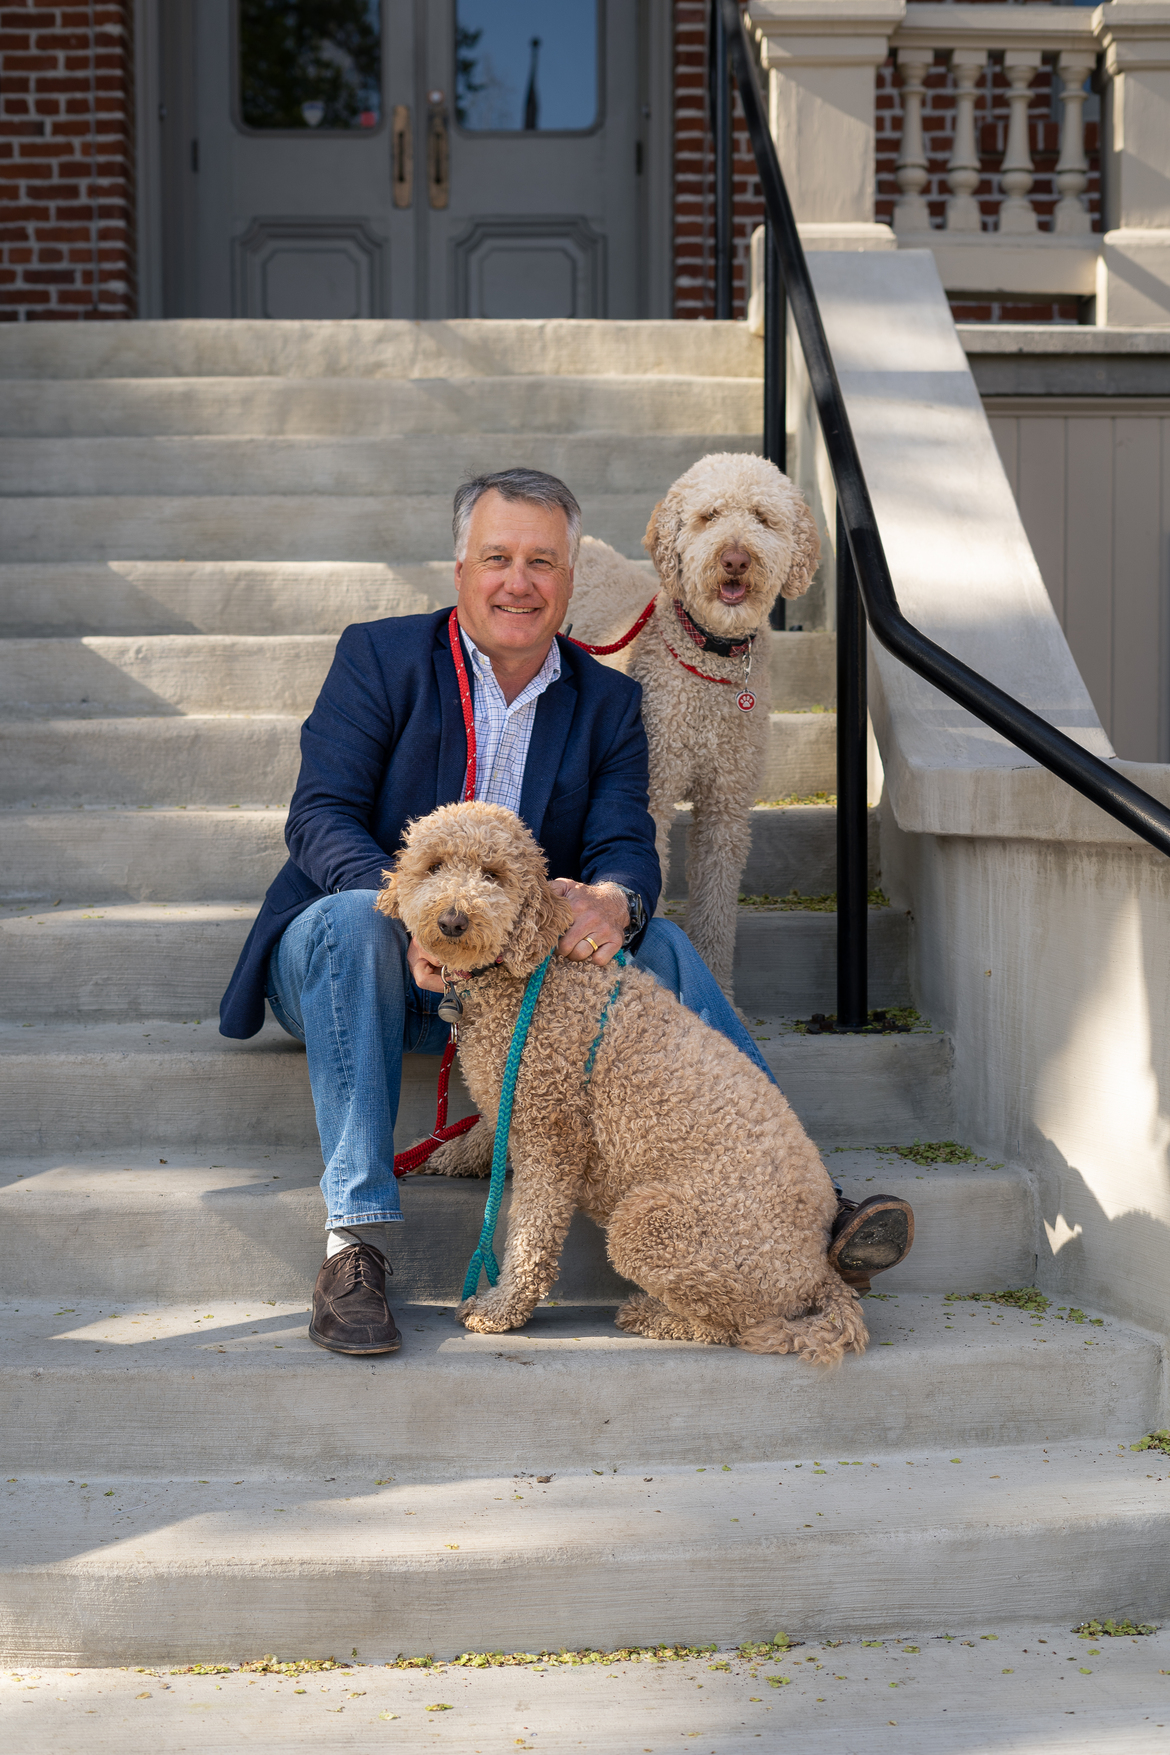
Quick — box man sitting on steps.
[219,467,911,1356]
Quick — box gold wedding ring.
[585,937,599,953]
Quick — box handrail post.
[836,508,868,1030]
[763,214,787,630]
[712,1,733,320]
[762,216,785,474]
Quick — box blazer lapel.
[518,668,578,838]
[434,617,470,807]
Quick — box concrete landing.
[0,1297,1157,1476]
[1,1447,1167,1663]
[4,1631,1169,1754]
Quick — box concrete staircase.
[0,320,1165,1666]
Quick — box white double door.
[161,0,649,319]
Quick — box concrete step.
[0,492,666,563]
[0,714,834,807]
[0,433,757,500]
[0,561,449,638]
[773,628,835,711]
[0,809,288,904]
[669,803,876,898]
[0,1296,1155,1480]
[10,1632,1170,1747]
[0,317,764,382]
[0,1149,1038,1303]
[0,628,833,715]
[1,1442,1167,1661]
[0,373,763,438]
[0,902,907,1022]
[0,801,870,903]
[0,636,343,719]
[0,1019,952,1153]
[757,713,835,800]
[0,717,301,807]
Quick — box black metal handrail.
[712,0,1170,1029]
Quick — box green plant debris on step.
[1130,1431,1170,1456]
[946,1288,1051,1314]
[738,887,890,912]
[878,1140,985,1167]
[1074,1618,1158,1638]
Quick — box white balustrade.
[998,51,1041,234]
[893,53,930,235]
[749,0,1170,322]
[945,50,986,234]
[1054,50,1094,237]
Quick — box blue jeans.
[267,891,777,1231]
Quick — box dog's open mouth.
[719,580,748,604]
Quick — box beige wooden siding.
[986,398,1170,762]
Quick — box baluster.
[999,51,1041,233]
[945,49,986,232]
[894,53,931,233]
[1054,50,1094,235]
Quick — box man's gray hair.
[453,468,582,565]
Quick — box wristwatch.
[612,884,646,948]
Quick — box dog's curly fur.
[564,452,820,1001]
[377,801,866,1367]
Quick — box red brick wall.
[0,2,135,321]
[673,0,762,320]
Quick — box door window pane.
[456,1,598,133]
[240,1,382,131]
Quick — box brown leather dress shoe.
[308,1242,401,1356]
[828,1194,915,1293]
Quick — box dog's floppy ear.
[781,496,821,600]
[373,867,399,918]
[500,878,576,978]
[643,495,681,594]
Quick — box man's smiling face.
[454,489,574,670]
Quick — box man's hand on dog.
[548,878,628,965]
[407,878,629,990]
[406,936,448,994]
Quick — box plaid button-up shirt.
[461,630,563,814]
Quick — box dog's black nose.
[438,908,469,938]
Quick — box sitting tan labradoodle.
[566,453,820,1002]
[377,800,867,1366]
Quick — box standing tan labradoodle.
[567,452,820,1002]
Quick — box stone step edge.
[0,1153,1039,1302]
[0,1443,1164,1662]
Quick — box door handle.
[427,90,449,210]
[392,103,412,208]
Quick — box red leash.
[393,1034,478,1175]
[658,624,757,712]
[567,596,657,656]
[392,608,482,1177]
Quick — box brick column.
[673,0,764,319]
[0,1,135,321]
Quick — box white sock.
[326,1225,388,1260]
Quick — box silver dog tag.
[438,984,463,1025]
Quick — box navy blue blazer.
[219,607,661,1038]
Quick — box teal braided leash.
[460,947,630,1301]
[461,951,555,1301]
[582,950,627,1085]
